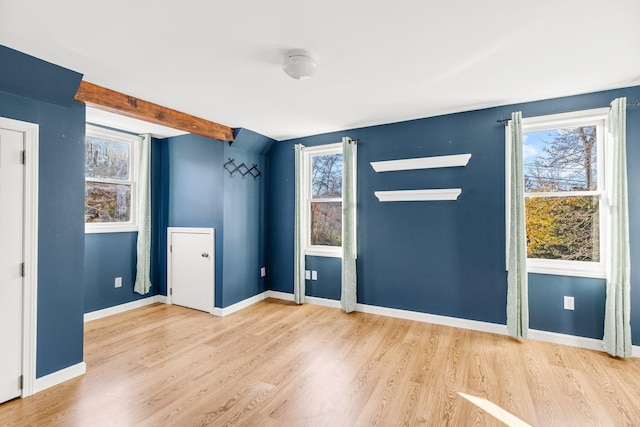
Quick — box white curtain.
[134,133,152,295]
[603,97,632,357]
[294,144,306,304]
[341,137,357,312]
[507,112,528,338]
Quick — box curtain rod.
[496,100,640,124]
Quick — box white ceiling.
[1,1,639,141]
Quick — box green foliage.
[526,196,599,261]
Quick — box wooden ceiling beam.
[74,80,234,141]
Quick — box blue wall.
[222,143,268,307]
[163,133,225,306]
[268,85,640,344]
[160,130,273,308]
[84,137,162,312]
[0,47,86,377]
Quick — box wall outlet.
[305,270,311,280]
[115,277,122,288]
[311,271,318,281]
[260,267,266,277]
[564,296,574,310]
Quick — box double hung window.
[85,125,138,233]
[305,143,343,257]
[508,108,608,278]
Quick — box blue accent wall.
[222,143,268,306]
[0,47,86,377]
[160,129,274,308]
[164,133,225,306]
[84,138,162,312]
[268,85,640,344]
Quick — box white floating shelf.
[370,153,471,172]
[374,189,462,202]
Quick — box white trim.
[0,117,39,398]
[34,362,86,394]
[212,292,268,316]
[526,259,605,279]
[84,295,167,322]
[634,345,640,358]
[355,302,509,335]
[370,153,471,172]
[266,290,295,301]
[265,291,638,358]
[521,107,609,129]
[375,188,461,202]
[305,247,343,258]
[526,329,603,352]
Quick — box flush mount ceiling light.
[282,49,318,80]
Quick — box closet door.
[168,228,214,313]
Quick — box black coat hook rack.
[223,158,262,180]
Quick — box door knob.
[201,253,209,258]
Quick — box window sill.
[305,247,342,258]
[526,260,605,279]
[85,225,139,234]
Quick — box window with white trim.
[85,125,138,233]
[305,143,343,257]
[507,108,609,278]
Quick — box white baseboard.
[264,291,640,357]
[34,362,86,393]
[84,295,167,322]
[266,290,294,301]
[213,292,268,316]
[355,301,509,336]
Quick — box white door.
[168,228,214,313]
[0,128,24,403]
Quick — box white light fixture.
[282,49,318,80]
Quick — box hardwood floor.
[1,299,639,426]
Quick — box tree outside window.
[85,125,138,233]
[513,109,608,278]
[310,153,342,246]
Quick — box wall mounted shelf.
[374,189,462,202]
[370,153,471,172]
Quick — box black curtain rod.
[496,100,640,124]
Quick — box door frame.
[167,227,215,313]
[0,117,39,397]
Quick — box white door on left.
[0,127,24,403]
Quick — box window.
[507,108,609,278]
[305,143,343,257]
[85,125,138,233]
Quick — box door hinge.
[170,245,172,253]
[19,375,23,389]
[21,263,25,277]
[169,288,172,296]
[22,150,26,164]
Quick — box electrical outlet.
[305,270,311,280]
[260,267,266,277]
[564,296,574,310]
[115,277,122,288]
[312,271,318,281]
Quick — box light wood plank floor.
[1,299,640,426]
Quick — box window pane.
[85,136,131,180]
[312,154,342,198]
[523,126,597,192]
[85,182,131,223]
[525,196,599,262]
[311,202,342,246]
